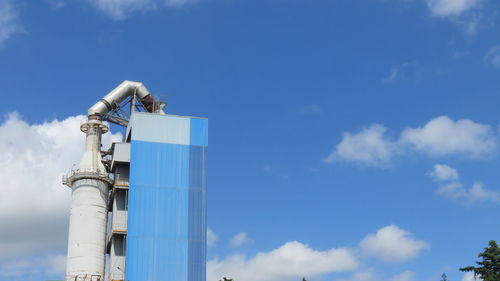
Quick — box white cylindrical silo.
[64,118,112,281]
[66,178,109,279]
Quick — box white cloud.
[0,113,122,261]
[0,254,66,281]
[428,164,500,204]
[424,0,483,34]
[0,0,22,47]
[336,268,377,281]
[400,116,496,157]
[337,269,415,281]
[325,124,397,167]
[382,66,400,84]
[382,62,417,84]
[485,45,500,68]
[210,226,425,281]
[390,271,415,281]
[429,164,459,181]
[359,225,429,262]
[87,0,154,20]
[207,241,358,281]
[462,272,481,281]
[456,15,480,34]
[327,116,497,167]
[230,232,251,247]
[86,0,199,19]
[207,228,218,247]
[437,181,500,203]
[426,0,481,17]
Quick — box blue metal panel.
[130,113,191,145]
[189,118,208,147]
[126,113,207,281]
[126,141,190,281]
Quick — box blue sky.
[1,0,500,280]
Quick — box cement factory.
[62,81,208,281]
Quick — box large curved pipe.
[88,80,156,116]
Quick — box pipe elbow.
[87,80,152,116]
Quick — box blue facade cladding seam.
[126,113,207,281]
[188,145,207,281]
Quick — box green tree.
[460,240,500,281]
[441,273,448,281]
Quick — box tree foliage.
[460,240,500,281]
[441,273,448,281]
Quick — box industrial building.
[63,81,207,281]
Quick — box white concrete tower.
[63,115,112,281]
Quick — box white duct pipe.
[88,80,155,116]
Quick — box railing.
[114,178,129,187]
[67,275,102,281]
[62,167,110,186]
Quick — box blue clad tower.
[125,112,207,281]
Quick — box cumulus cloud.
[485,45,500,68]
[437,180,500,203]
[207,241,358,281]
[400,116,496,157]
[428,164,500,204]
[325,124,397,167]
[423,0,484,34]
[230,232,251,247]
[209,225,426,281]
[0,0,22,47]
[428,164,459,181]
[425,0,481,17]
[359,225,428,262]
[0,113,122,263]
[326,116,497,167]
[207,228,218,247]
